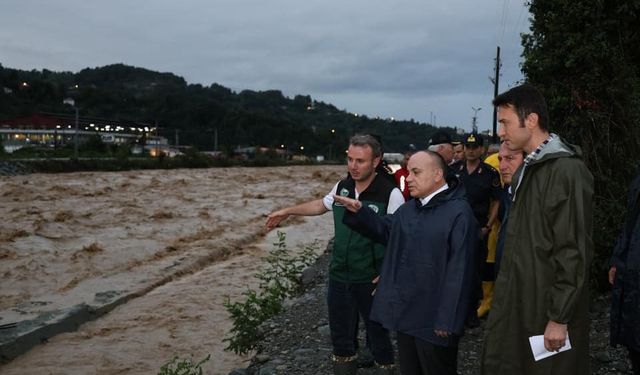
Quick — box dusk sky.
[0,0,531,132]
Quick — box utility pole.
[175,129,180,146]
[214,127,218,151]
[155,121,160,157]
[74,105,79,159]
[491,46,501,143]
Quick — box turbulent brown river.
[0,165,341,374]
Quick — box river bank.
[244,248,632,375]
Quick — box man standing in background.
[476,142,502,318]
[394,150,414,201]
[493,142,524,275]
[428,131,455,165]
[452,141,465,164]
[609,167,640,375]
[450,133,501,328]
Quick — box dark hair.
[493,84,550,131]
[349,134,382,158]
[424,150,447,175]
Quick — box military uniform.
[450,160,501,226]
[451,133,501,326]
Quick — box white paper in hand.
[529,333,572,361]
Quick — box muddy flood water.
[0,165,343,374]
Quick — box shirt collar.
[524,133,556,165]
[420,183,449,206]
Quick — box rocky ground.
[237,245,633,375]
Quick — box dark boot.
[357,346,374,368]
[333,355,358,375]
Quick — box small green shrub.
[158,354,210,375]
[223,231,318,355]
[256,230,317,299]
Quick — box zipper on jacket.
[345,230,353,281]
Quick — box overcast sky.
[0,0,530,132]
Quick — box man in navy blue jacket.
[334,150,478,375]
[609,166,640,374]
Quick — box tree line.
[0,63,449,157]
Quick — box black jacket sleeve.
[342,206,394,245]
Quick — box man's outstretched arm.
[265,199,328,230]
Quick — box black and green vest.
[330,173,396,282]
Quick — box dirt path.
[0,165,343,374]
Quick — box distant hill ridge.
[0,63,452,153]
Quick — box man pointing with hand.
[335,150,477,375]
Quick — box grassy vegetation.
[223,231,318,355]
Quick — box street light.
[471,107,482,133]
[329,129,336,160]
[63,97,79,159]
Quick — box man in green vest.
[267,134,404,375]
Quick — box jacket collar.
[510,134,583,202]
[416,174,464,209]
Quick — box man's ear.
[435,168,444,182]
[373,156,381,167]
[525,112,539,130]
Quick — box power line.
[497,0,509,46]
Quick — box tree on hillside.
[521,0,640,287]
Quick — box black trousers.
[630,347,640,375]
[397,332,458,375]
[327,279,394,365]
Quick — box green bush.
[158,354,210,375]
[522,1,640,291]
[223,231,318,355]
[256,230,317,299]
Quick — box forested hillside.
[0,63,452,155]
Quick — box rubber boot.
[477,281,494,318]
[333,355,358,375]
